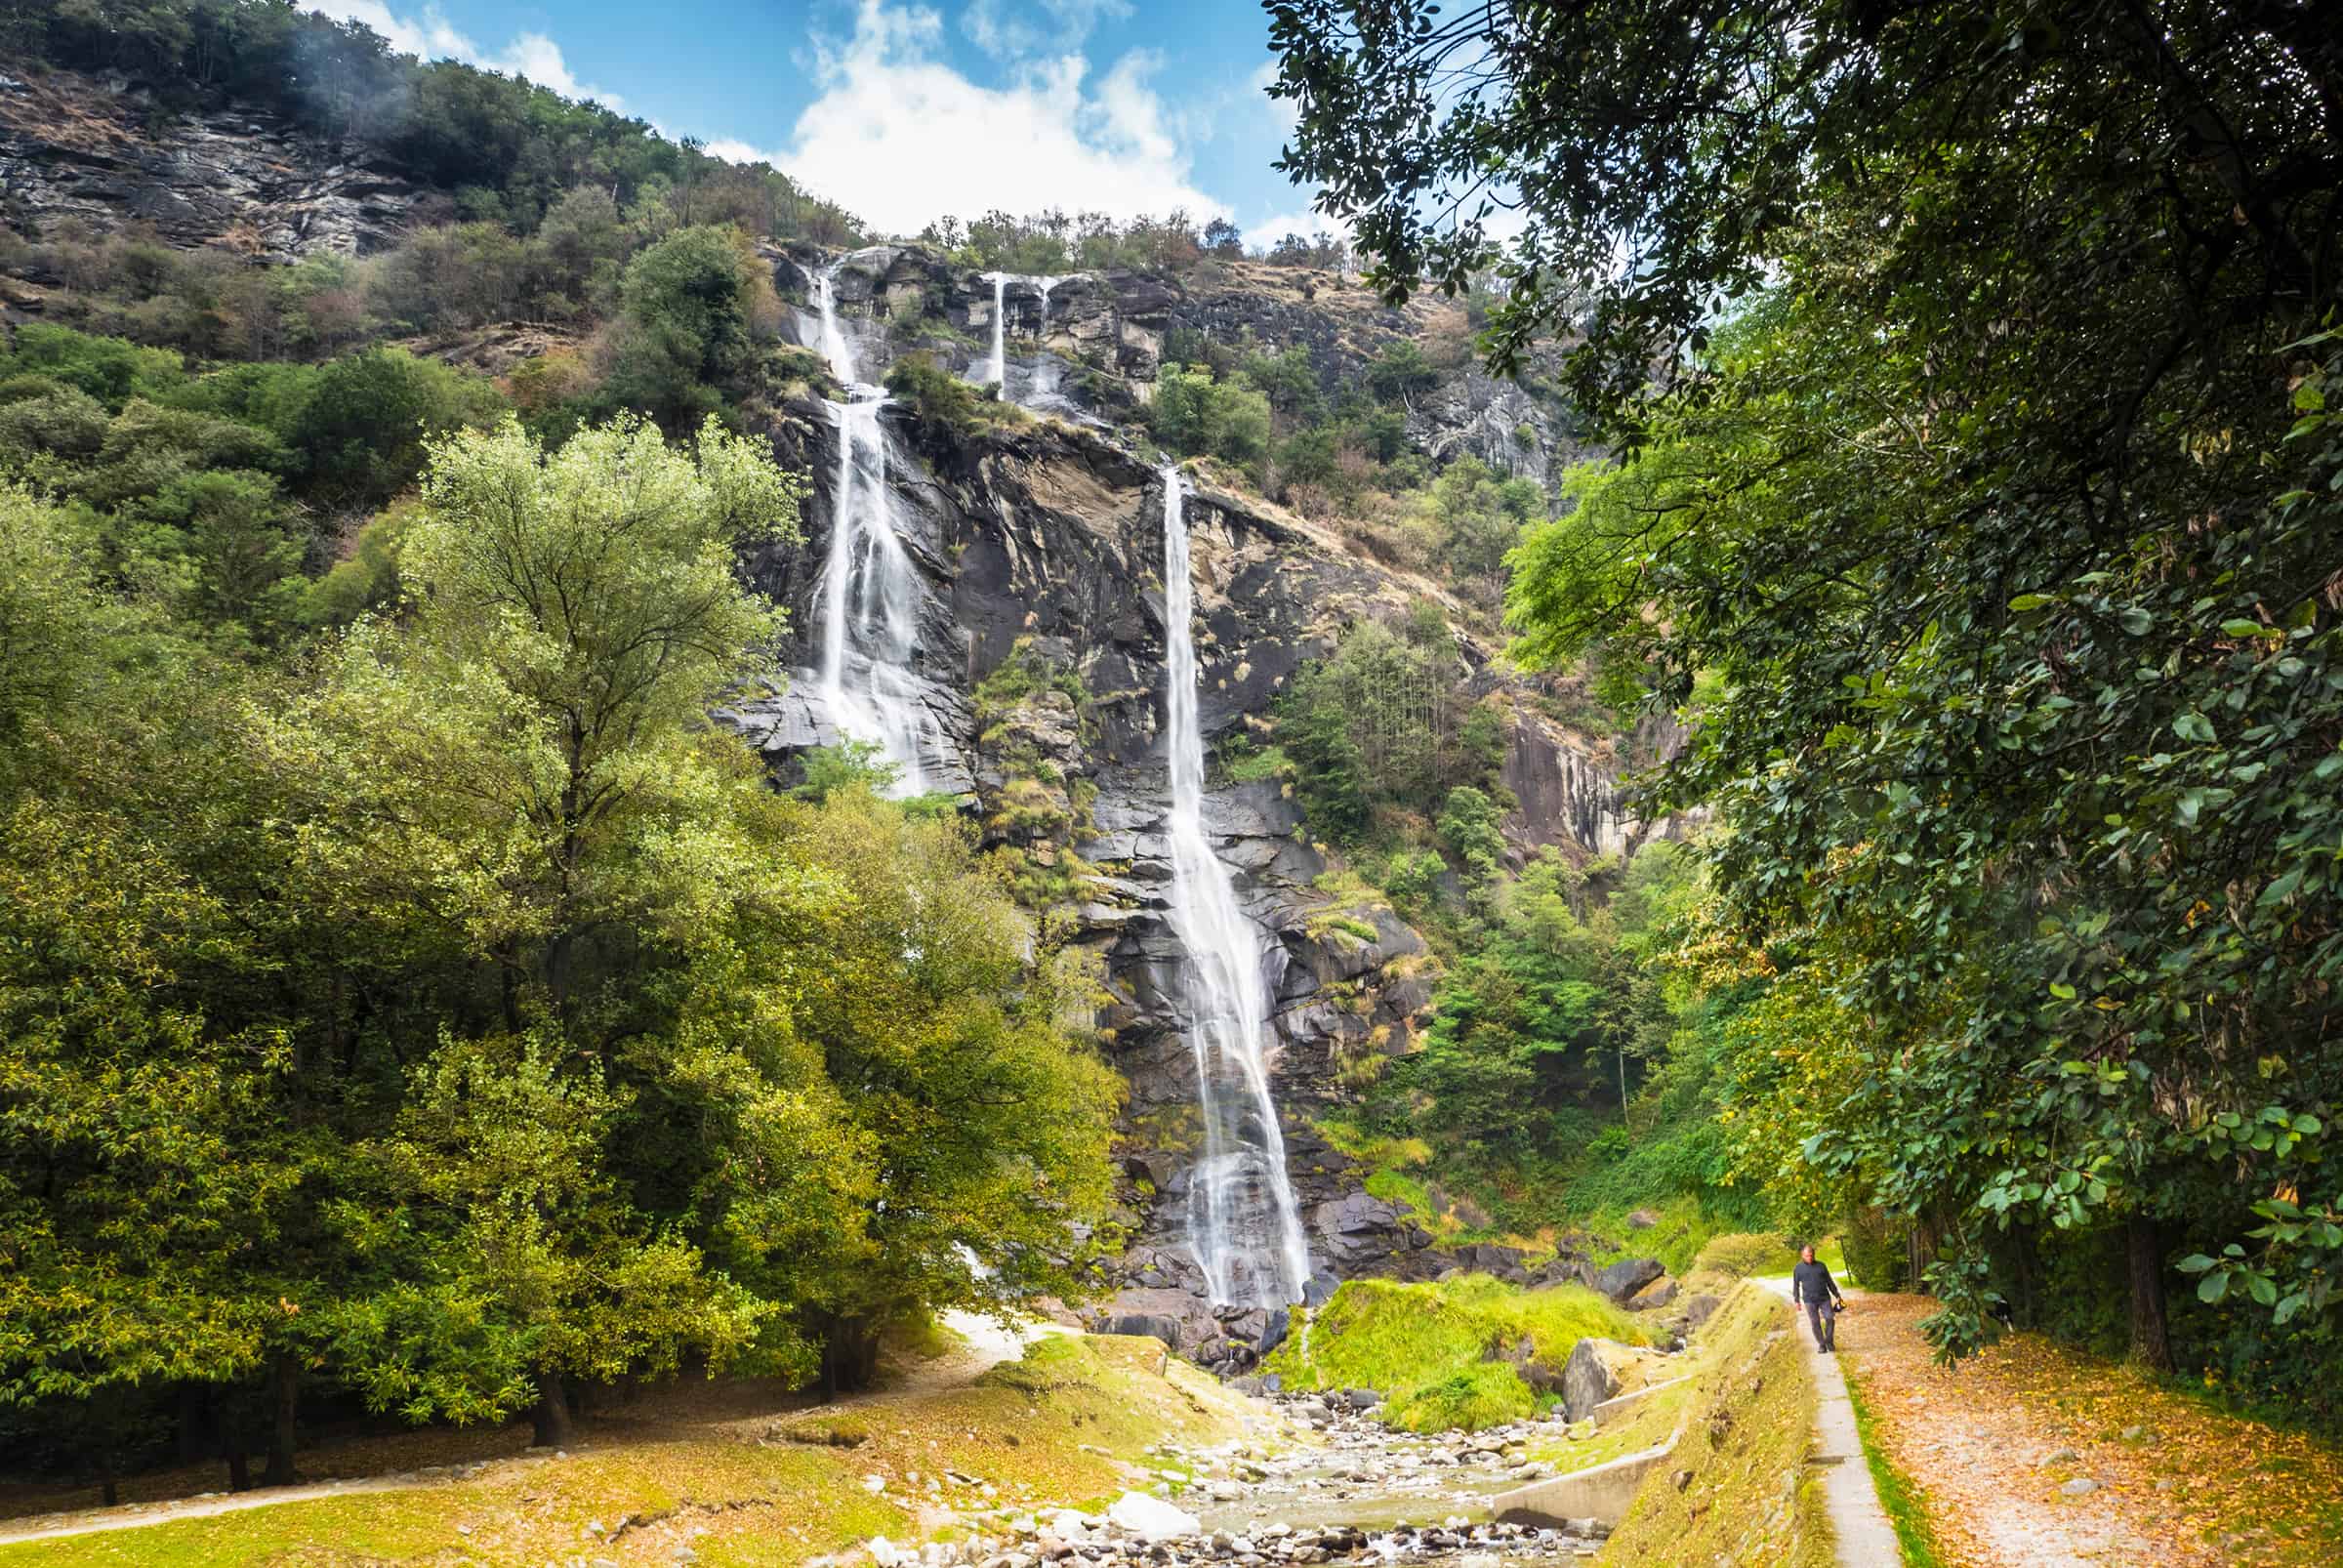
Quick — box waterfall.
[809,260,936,794]
[1028,276,1066,405]
[1159,464,1313,1310]
[983,270,1008,390]
[979,272,1069,407]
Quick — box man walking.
[1791,1244,1845,1352]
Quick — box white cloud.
[1250,59,1297,137]
[777,0,1227,235]
[309,3,622,108]
[964,0,1133,62]
[1242,207,1340,252]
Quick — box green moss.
[1265,1274,1648,1431]
[1383,1360,1536,1432]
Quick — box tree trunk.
[819,1318,884,1399]
[532,1369,574,1448]
[226,1446,251,1493]
[176,1383,209,1466]
[262,1351,299,1487]
[2127,1214,2176,1373]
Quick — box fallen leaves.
[1838,1294,2343,1568]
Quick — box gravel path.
[1829,1293,2209,1567]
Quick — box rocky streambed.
[851,1393,1617,1568]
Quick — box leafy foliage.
[1270,0,2343,1404]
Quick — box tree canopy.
[1273,0,2343,1380]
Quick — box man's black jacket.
[1791,1259,1842,1306]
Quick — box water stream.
[1160,465,1313,1310]
[980,270,1069,408]
[809,261,938,794]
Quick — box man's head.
[1801,1245,1817,1262]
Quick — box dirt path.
[0,1309,1054,1549]
[1834,1293,2343,1568]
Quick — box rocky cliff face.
[0,64,1675,1363]
[724,246,1688,1363]
[0,65,419,268]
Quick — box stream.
[877,1395,1613,1568]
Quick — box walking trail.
[1756,1275,1902,1566]
[0,1309,1052,1549]
[1828,1292,2343,1567]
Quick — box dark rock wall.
[0,67,420,263]
[725,379,1677,1360]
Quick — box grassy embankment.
[1598,1284,1835,1567]
[0,1335,1258,1568]
[1262,1275,1651,1432]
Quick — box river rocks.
[1560,1340,1628,1424]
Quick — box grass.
[0,1335,1256,1567]
[1263,1274,1649,1431]
[1600,1285,1835,1568]
[1841,1362,1949,1568]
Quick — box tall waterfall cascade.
[1159,465,1313,1309]
[983,270,1009,390]
[809,262,938,795]
[980,271,1069,408]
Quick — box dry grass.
[1600,1285,1835,1568]
[0,1335,1265,1567]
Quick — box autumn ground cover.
[1835,1293,2343,1567]
[0,1334,1266,1567]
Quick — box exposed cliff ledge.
[775,243,1587,486]
[0,65,419,263]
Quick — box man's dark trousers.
[1805,1300,1837,1350]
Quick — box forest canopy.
[1272,0,2343,1403]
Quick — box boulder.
[1561,1338,1630,1424]
[1677,1294,1723,1332]
[1106,1492,1199,1541]
[1103,1313,1183,1352]
[1583,1257,1666,1304]
[1624,1277,1678,1312]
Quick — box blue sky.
[316,1,1326,243]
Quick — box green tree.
[1278,0,2343,1378]
[598,225,781,429]
[1149,363,1273,471]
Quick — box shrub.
[885,352,1026,447]
[1691,1232,1799,1280]
[1149,362,1271,470]
[1838,1208,1910,1293]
